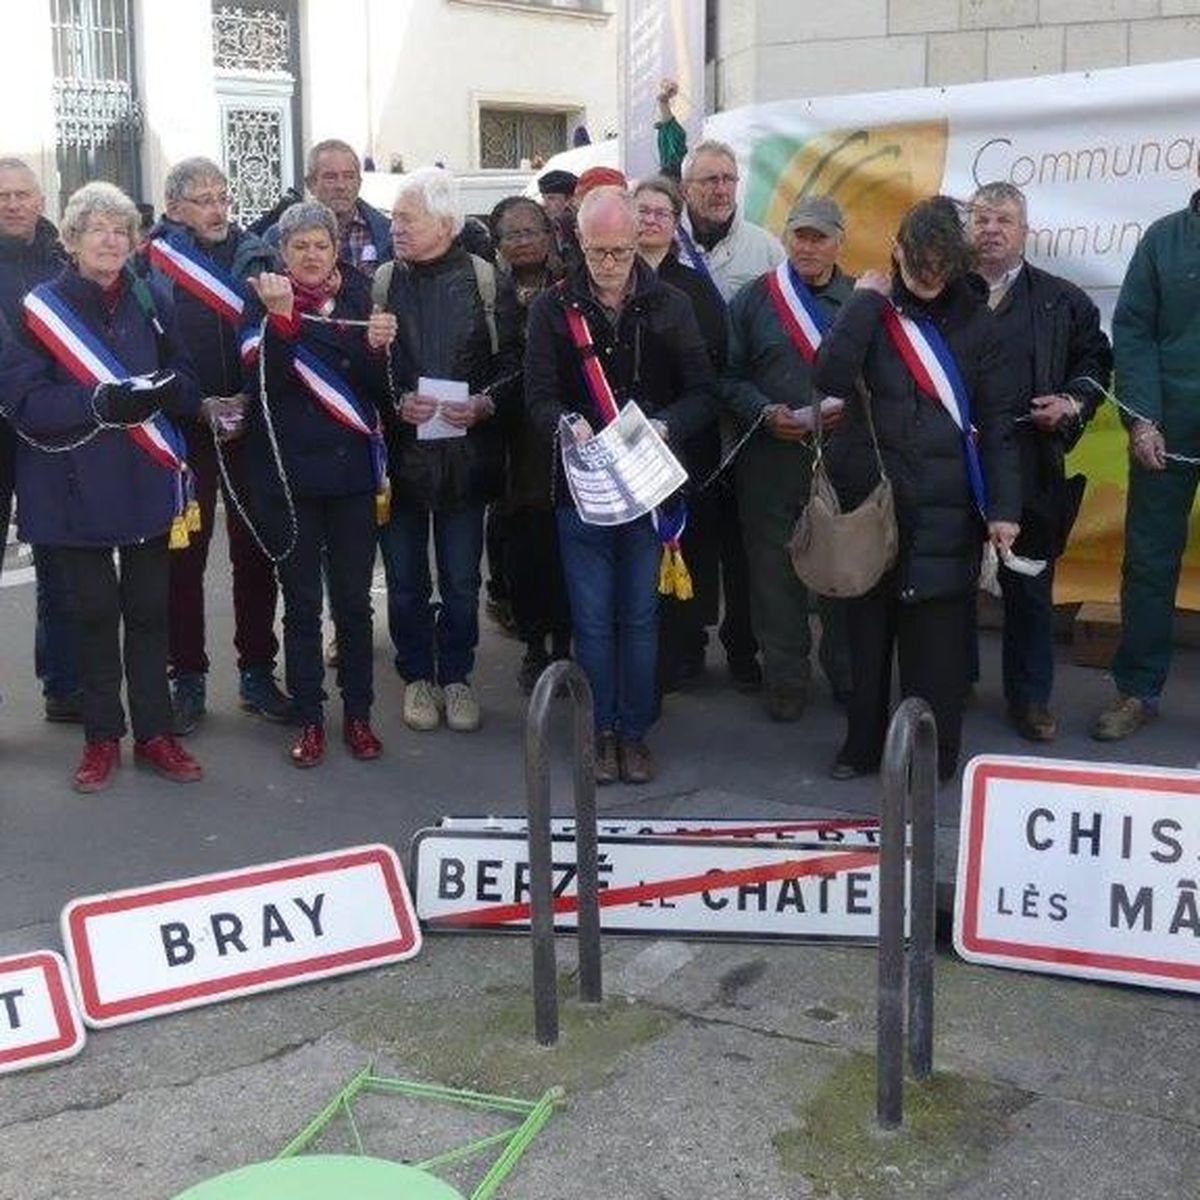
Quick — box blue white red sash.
[882,304,987,515]
[675,223,724,306]
[765,261,829,364]
[23,285,189,482]
[149,233,244,326]
[240,325,262,367]
[290,342,388,499]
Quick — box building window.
[479,108,568,169]
[212,2,301,227]
[51,0,142,212]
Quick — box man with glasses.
[0,156,80,723]
[678,138,785,694]
[525,187,718,785]
[142,157,289,733]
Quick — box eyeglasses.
[499,227,546,243]
[691,172,738,188]
[80,223,132,241]
[582,245,636,264]
[636,206,676,224]
[181,192,230,209]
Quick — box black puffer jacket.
[381,245,521,511]
[813,276,1021,602]
[524,258,719,503]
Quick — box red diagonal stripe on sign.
[674,819,878,840]
[430,849,880,927]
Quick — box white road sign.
[955,756,1200,993]
[63,844,422,1027]
[0,951,86,1075]
[412,830,891,942]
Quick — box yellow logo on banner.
[745,121,949,276]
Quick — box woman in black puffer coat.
[813,196,1021,782]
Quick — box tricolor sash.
[882,304,987,516]
[675,223,724,306]
[254,319,390,524]
[562,300,692,599]
[149,233,244,326]
[765,262,829,364]
[23,283,198,547]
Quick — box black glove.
[94,371,178,426]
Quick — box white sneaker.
[403,680,443,731]
[443,682,481,732]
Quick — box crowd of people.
[0,82,1197,795]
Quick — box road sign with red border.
[62,844,421,1028]
[0,950,86,1074]
[412,829,894,942]
[955,755,1200,992]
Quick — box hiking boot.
[134,735,202,783]
[766,688,807,723]
[619,739,657,785]
[1010,701,1058,743]
[403,680,443,731]
[239,667,292,722]
[1091,693,1155,742]
[171,673,206,737]
[594,732,620,785]
[518,647,549,696]
[728,656,763,693]
[74,739,121,793]
[290,723,325,768]
[44,691,83,723]
[444,682,481,732]
[343,717,382,760]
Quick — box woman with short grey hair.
[276,199,340,252]
[0,180,202,793]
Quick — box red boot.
[134,735,203,783]
[343,717,382,760]
[290,723,325,768]
[74,739,121,794]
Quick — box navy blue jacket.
[241,268,387,501]
[0,217,67,500]
[0,265,201,547]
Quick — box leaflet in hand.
[560,401,688,527]
[416,376,469,441]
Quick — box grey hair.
[164,156,227,205]
[393,166,464,237]
[577,185,637,238]
[60,181,138,249]
[305,139,360,180]
[276,199,338,248]
[681,138,738,183]
[0,157,40,192]
[970,181,1028,224]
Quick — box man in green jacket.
[723,195,853,722]
[1093,182,1200,740]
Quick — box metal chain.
[10,382,150,455]
[213,316,298,563]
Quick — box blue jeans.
[556,508,660,741]
[1000,557,1056,709]
[33,544,80,700]
[380,502,484,685]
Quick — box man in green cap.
[723,194,853,722]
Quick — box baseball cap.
[785,194,845,236]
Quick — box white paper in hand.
[416,377,469,441]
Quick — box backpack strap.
[470,253,499,354]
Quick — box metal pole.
[876,696,938,1127]
[524,660,601,1045]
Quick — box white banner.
[706,59,1200,326]
[622,0,706,180]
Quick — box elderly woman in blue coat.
[0,181,202,793]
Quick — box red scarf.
[290,268,342,317]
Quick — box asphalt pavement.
[1,526,1198,1199]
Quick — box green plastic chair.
[172,1154,467,1199]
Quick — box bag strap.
[470,253,499,355]
[809,377,887,482]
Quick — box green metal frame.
[276,1067,563,1200]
